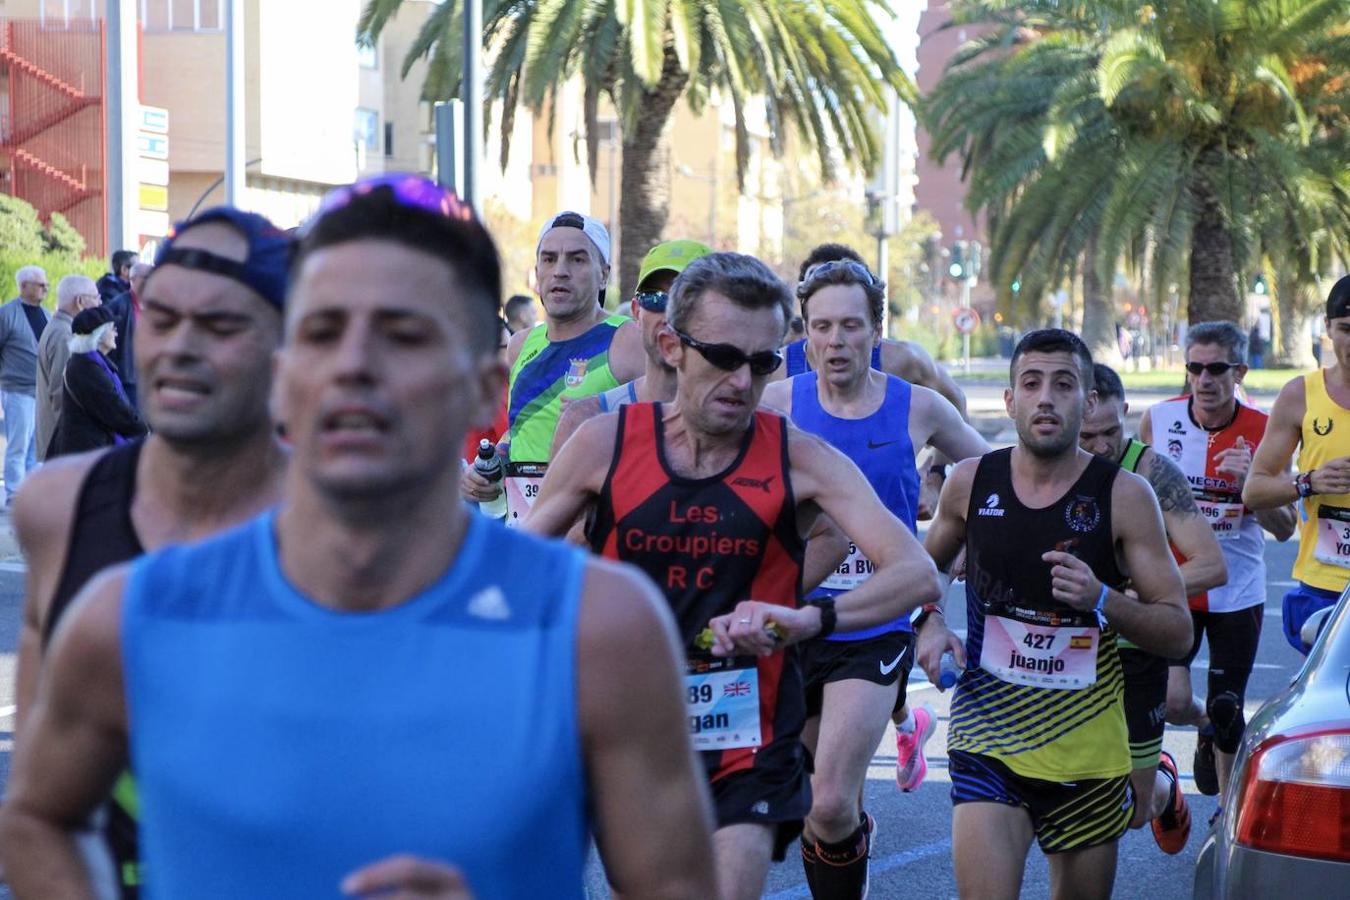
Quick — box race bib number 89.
[684,660,762,750]
[980,616,1098,690]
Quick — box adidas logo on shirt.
[466,586,512,621]
[977,492,1006,517]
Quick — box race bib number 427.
[684,659,762,750]
[980,615,1099,690]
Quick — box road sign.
[138,105,169,135]
[136,209,170,237]
[136,133,168,160]
[953,307,981,335]
[138,158,169,187]
[138,184,168,212]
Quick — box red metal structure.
[0,18,106,258]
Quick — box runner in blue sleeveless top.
[0,176,717,900]
[770,243,972,524]
[760,259,988,900]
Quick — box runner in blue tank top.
[760,260,988,899]
[0,176,718,900]
[769,242,973,524]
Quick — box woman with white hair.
[49,306,147,457]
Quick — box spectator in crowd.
[50,306,147,457]
[1248,323,1266,369]
[0,265,50,503]
[503,293,537,333]
[106,260,153,409]
[35,275,100,461]
[97,249,138,303]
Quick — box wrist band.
[809,598,837,639]
[912,602,944,633]
[1094,584,1109,629]
[928,464,949,480]
[1296,471,1317,499]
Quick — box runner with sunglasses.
[460,210,646,525]
[1079,363,1228,853]
[1245,276,1350,656]
[759,259,988,899]
[1139,321,1295,811]
[775,243,971,521]
[525,252,941,900]
[0,176,718,899]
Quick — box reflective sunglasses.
[308,173,476,233]
[800,259,878,288]
[634,290,668,313]
[1185,361,1241,377]
[671,327,783,375]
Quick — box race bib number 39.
[980,616,1098,690]
[685,660,761,750]
[503,462,547,530]
[1314,505,1350,569]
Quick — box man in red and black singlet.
[527,252,942,900]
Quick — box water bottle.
[938,651,961,690]
[473,439,508,519]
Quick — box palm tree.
[357,1,915,296]
[925,0,1350,330]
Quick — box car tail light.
[1234,729,1350,862]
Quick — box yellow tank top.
[1293,370,1350,590]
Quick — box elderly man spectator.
[35,275,100,461]
[0,265,50,502]
[106,260,152,409]
[96,249,138,303]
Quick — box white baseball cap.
[536,211,611,266]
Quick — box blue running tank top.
[784,339,883,377]
[122,512,589,900]
[790,371,919,639]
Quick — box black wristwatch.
[808,598,837,639]
[928,463,949,480]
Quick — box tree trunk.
[1080,238,1120,367]
[616,47,688,299]
[1186,177,1242,325]
[1273,278,1318,369]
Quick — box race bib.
[684,658,761,750]
[822,541,876,591]
[1314,505,1350,569]
[503,461,547,529]
[980,615,1098,690]
[1197,497,1245,540]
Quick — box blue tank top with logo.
[791,371,919,639]
[785,339,883,377]
[122,512,589,899]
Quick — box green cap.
[637,239,713,289]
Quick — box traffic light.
[969,241,982,280]
[948,241,968,279]
[1254,274,1268,295]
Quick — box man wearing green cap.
[549,239,712,456]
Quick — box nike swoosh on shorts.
[880,645,909,675]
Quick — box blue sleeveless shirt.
[784,339,883,377]
[123,512,589,900]
[791,371,919,639]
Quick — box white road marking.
[0,705,16,718]
[0,561,25,573]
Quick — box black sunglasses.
[671,327,783,376]
[634,290,667,313]
[1185,361,1241,376]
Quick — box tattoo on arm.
[1147,454,1201,517]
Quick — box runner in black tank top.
[44,440,145,645]
[916,330,1192,899]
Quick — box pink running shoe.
[895,704,936,792]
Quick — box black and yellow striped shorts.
[949,749,1134,854]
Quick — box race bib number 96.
[684,658,761,750]
[980,615,1099,690]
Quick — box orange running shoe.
[1152,750,1192,854]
